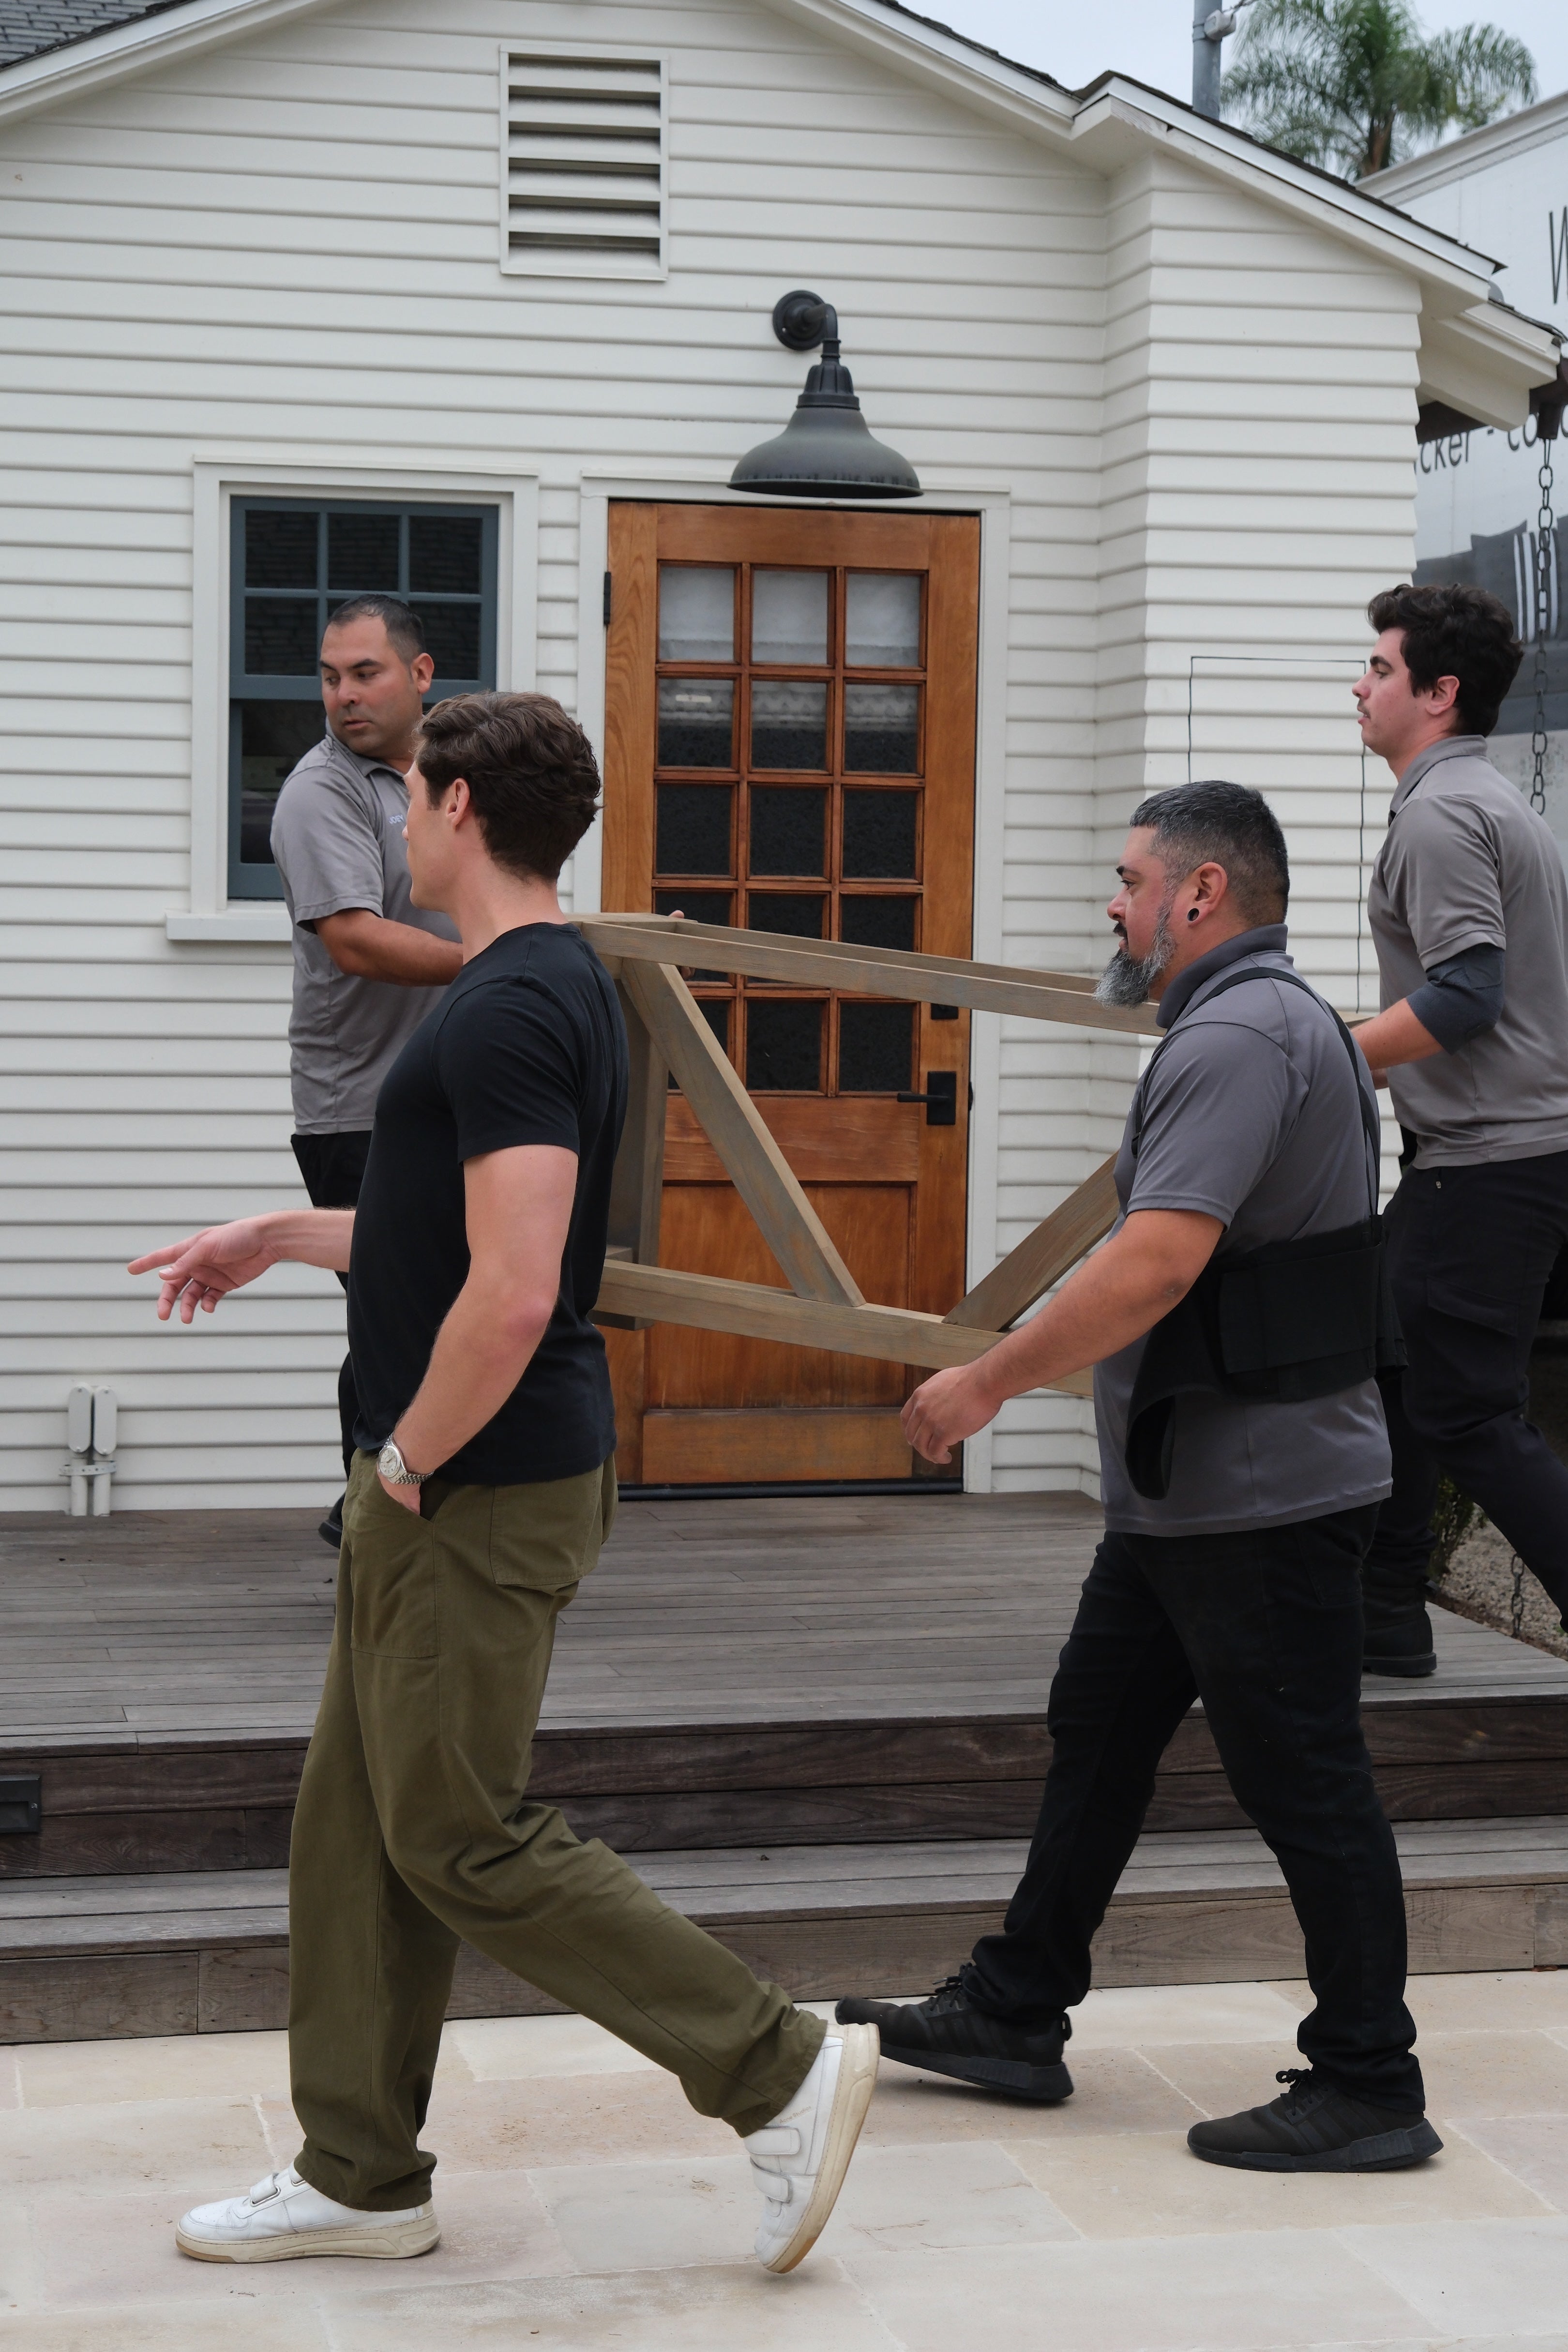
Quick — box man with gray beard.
[838,781,1437,2176]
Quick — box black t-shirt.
[347,921,627,1485]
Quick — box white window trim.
[571,467,1015,1492]
[498,43,668,283]
[169,454,539,942]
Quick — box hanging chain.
[1510,1552,1528,1641]
[1530,426,1556,815]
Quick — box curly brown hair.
[1366,582,1523,737]
[415,691,601,882]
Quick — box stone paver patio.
[0,1971,1566,2348]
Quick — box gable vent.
[502,52,663,276]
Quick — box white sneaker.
[743,2023,879,2273]
[176,2164,439,2263]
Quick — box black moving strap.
[1123,964,1402,1501]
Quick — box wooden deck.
[4,1490,1567,1743]
[1,1493,1565,2039]
[1,1493,1566,1881]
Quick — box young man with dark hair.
[270,597,463,1547]
[838,780,1443,2175]
[131,691,877,2274]
[1352,581,1568,1674]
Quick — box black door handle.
[898,1070,958,1126]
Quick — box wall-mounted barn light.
[730,291,920,500]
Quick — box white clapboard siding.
[0,0,1433,1506]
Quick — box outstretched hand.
[127,1219,278,1323]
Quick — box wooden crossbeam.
[945,1157,1121,1331]
[595,1259,1094,1397]
[590,915,1133,1396]
[582,915,1160,1036]
[618,960,862,1307]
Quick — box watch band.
[378,1438,430,1485]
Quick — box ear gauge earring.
[1187,907,1200,923]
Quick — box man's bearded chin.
[1095,904,1176,1007]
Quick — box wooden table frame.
[583,913,1162,1401]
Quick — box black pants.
[290,1130,373,1482]
[962,1505,1423,2111]
[1364,1150,1568,1620]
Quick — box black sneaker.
[835,1976,1072,2104]
[1188,2068,1442,2171]
[318,1493,346,1551]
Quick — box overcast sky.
[935,0,1568,121]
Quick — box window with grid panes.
[652,562,925,1093]
[228,498,498,899]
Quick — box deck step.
[3,1817,1564,2044]
[4,1501,1568,1877]
[6,1651,1568,1878]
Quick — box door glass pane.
[840,895,917,952]
[752,570,828,664]
[843,789,919,877]
[751,680,826,770]
[654,888,732,927]
[746,999,823,1090]
[659,566,735,660]
[844,682,919,772]
[245,598,320,675]
[749,786,826,875]
[846,573,921,666]
[658,678,735,768]
[656,785,732,875]
[414,602,482,680]
[747,891,824,938]
[839,1001,913,1091]
[697,999,731,1054]
[245,511,317,588]
[655,888,733,980]
[409,513,482,594]
[238,700,322,862]
[328,511,399,592]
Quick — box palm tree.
[1221,0,1536,180]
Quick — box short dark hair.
[1130,780,1290,925]
[416,692,600,882]
[1365,581,1522,735]
[322,595,425,663]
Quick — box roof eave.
[0,0,336,119]
[1367,89,1568,200]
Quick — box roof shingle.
[0,1,171,68]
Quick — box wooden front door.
[601,502,979,1486]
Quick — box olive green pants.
[288,1450,823,2211]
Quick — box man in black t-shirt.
[131,692,877,2276]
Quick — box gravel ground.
[1431,1341,1568,1661]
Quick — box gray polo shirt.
[1368,734,1568,1169]
[270,732,459,1135]
[1094,928,1391,1539]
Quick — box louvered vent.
[503,52,663,274]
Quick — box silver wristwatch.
[377,1438,430,1486]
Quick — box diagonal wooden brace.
[618,960,863,1308]
[944,1156,1121,1331]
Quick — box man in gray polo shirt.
[271,594,462,1544]
[1352,580,1568,1674]
[839,781,1441,2176]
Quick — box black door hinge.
[603,571,612,628]
[0,1773,41,1834]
